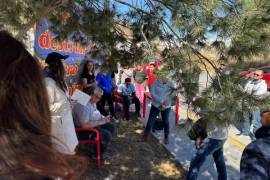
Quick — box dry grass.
[79,114,186,180]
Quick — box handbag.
[187,118,207,140]
[153,117,164,131]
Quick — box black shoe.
[101,152,111,160]
[125,117,131,121]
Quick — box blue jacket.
[118,83,135,96]
[96,72,113,94]
[240,126,270,180]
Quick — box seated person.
[118,78,141,120]
[73,87,115,159]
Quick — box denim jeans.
[241,110,261,137]
[241,111,251,135]
[187,138,227,180]
[144,105,171,135]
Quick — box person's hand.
[69,99,78,109]
[89,82,96,87]
[237,84,244,92]
[195,137,203,149]
[103,116,111,123]
[163,100,169,107]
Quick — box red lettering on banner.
[38,30,88,54]
[57,41,63,51]
[62,40,67,51]
[65,65,69,75]
[50,39,57,50]
[65,41,73,53]
[70,65,79,76]
[75,43,83,54]
[65,65,79,76]
[38,31,50,49]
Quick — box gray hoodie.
[150,80,176,109]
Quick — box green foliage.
[192,70,270,125]
[2,0,270,125]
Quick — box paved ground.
[141,97,252,180]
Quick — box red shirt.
[144,64,158,87]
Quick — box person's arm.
[76,104,110,128]
[243,80,251,93]
[81,116,110,128]
[81,78,95,89]
[240,145,269,180]
[96,73,105,90]
[131,84,136,97]
[45,78,64,114]
[253,82,268,96]
[118,84,124,96]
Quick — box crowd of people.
[1,30,270,180]
[0,30,175,179]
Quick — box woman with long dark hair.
[45,52,78,155]
[0,31,85,179]
[81,61,96,92]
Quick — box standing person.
[45,52,79,155]
[73,87,115,160]
[118,78,141,120]
[240,110,270,180]
[133,63,148,104]
[81,61,96,93]
[187,121,228,180]
[145,62,158,90]
[141,68,176,144]
[96,65,117,120]
[120,64,134,84]
[0,31,84,179]
[241,69,268,138]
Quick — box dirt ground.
[79,114,186,180]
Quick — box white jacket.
[244,79,268,97]
[45,77,78,155]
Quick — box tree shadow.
[142,98,241,180]
[79,117,186,180]
[152,122,240,180]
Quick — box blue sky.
[112,0,218,41]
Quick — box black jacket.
[240,126,270,180]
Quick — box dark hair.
[82,61,95,75]
[125,77,131,83]
[261,110,270,116]
[46,54,67,92]
[0,31,85,179]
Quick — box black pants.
[77,123,115,154]
[122,95,140,119]
[97,92,115,117]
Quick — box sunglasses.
[254,73,262,77]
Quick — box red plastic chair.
[75,127,101,168]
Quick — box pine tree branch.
[16,0,63,39]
